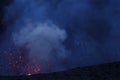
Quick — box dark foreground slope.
[1,62,120,80]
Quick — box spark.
[23,62,41,75]
[27,73,32,76]
[0,46,41,75]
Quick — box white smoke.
[4,0,120,74]
[13,21,68,72]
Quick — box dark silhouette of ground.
[0,62,120,80]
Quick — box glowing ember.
[27,73,31,76]
[0,46,41,76]
[23,62,41,75]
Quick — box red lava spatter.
[24,62,41,76]
[0,47,41,76]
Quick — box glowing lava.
[0,46,41,76]
[27,73,32,76]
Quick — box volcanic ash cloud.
[12,22,68,72]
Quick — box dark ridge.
[1,61,120,80]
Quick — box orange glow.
[0,46,41,75]
[27,73,32,76]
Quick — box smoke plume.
[2,0,120,74]
[13,21,68,72]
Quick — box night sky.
[0,0,120,76]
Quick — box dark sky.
[1,0,120,76]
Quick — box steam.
[4,0,92,72]
[3,0,120,74]
[12,21,68,72]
